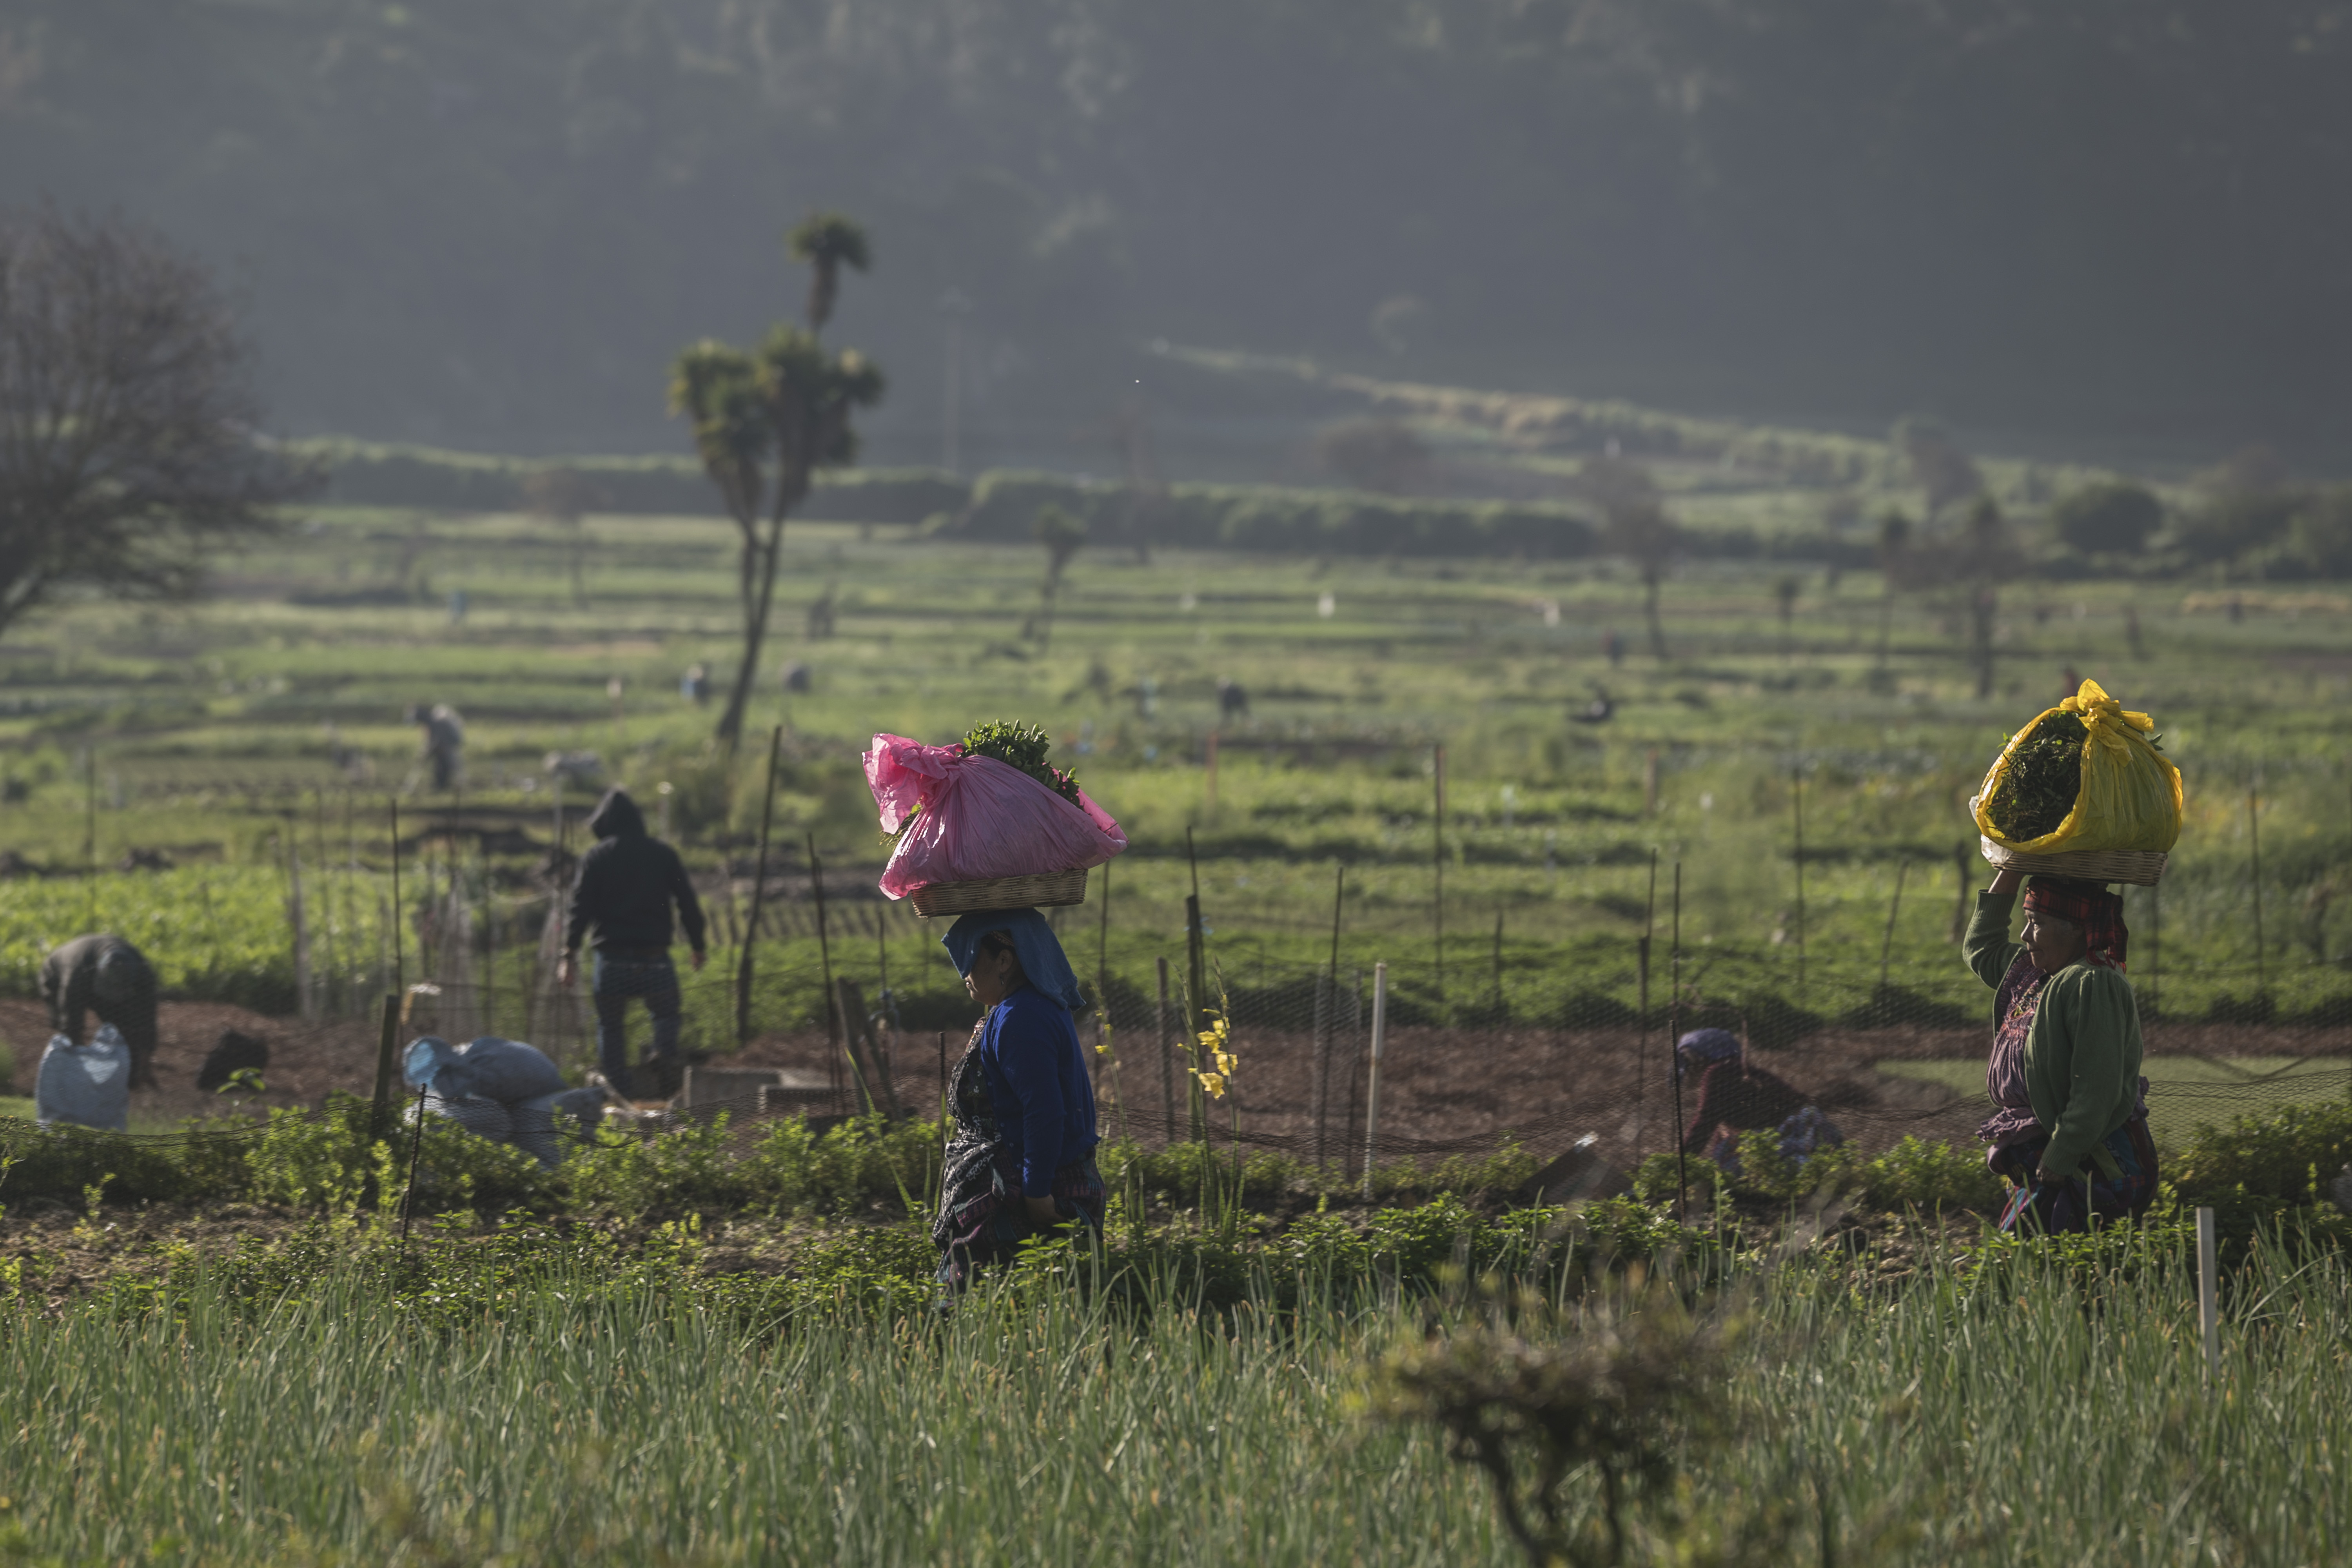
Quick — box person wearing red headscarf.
[1965,867,2156,1231]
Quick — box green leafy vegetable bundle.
[1982,711,2089,842]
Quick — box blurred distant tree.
[1873,510,1914,673]
[2176,447,2304,564]
[671,215,885,746]
[1315,417,1432,494]
[1585,457,1679,661]
[0,205,307,639]
[2050,481,2162,556]
[521,466,603,606]
[1893,417,1984,515]
[1024,503,1087,652]
[1954,497,2025,699]
[788,213,873,335]
[1772,573,1800,653]
[2287,490,2352,579]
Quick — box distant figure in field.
[556,788,708,1099]
[1216,678,1249,722]
[1570,688,1614,725]
[406,702,465,791]
[1676,1027,1842,1176]
[2061,664,2080,701]
[41,933,160,1090]
[780,661,813,694]
[1602,628,1626,668]
[681,663,711,706]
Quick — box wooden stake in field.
[1362,960,1388,1202]
[1315,863,1344,1170]
[1671,860,1686,1222]
[1432,745,1446,1021]
[2248,786,2267,1001]
[1791,767,1808,996]
[1877,859,1909,1000]
[370,990,401,1136]
[1949,839,1972,943]
[2196,1205,2220,1385]
[1184,826,1208,1145]
[810,831,840,1051]
[1156,955,1176,1144]
[735,725,784,1048]
[389,798,404,995]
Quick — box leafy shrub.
[2168,1099,2352,1205]
[2051,481,2162,554]
[247,1094,381,1209]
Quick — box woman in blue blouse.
[933,908,1106,1290]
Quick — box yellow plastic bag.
[1973,679,2183,855]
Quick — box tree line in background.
[4,0,2349,458]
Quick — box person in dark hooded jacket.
[556,788,708,1096]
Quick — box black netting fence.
[4,926,2347,1204]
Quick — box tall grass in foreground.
[0,1226,2343,1565]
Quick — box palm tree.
[787,213,872,334]
[670,235,886,747]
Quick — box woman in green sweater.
[1964,868,2157,1232]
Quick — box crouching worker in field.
[404,1035,603,1168]
[556,788,708,1099]
[41,933,160,1091]
[1967,869,2156,1232]
[933,910,1106,1293]
[1676,1027,1844,1176]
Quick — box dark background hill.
[5,1,2346,474]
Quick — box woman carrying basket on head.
[933,909,1107,1292]
[1965,868,2157,1232]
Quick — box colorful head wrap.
[1675,1027,1744,1079]
[2023,876,2128,971]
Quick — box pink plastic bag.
[864,733,1126,899]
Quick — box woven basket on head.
[907,867,1089,918]
[1968,795,2169,886]
[1978,837,2168,887]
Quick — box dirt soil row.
[0,1000,2336,1174]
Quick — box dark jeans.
[593,951,681,1096]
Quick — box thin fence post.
[1791,768,1807,996]
[1432,746,1446,1022]
[389,799,404,995]
[736,726,782,1047]
[370,991,401,1138]
[1362,960,1388,1202]
[2196,1205,2220,1385]
[810,832,838,1048]
[2249,787,2267,1001]
[1877,859,1909,1000]
[1184,828,1208,1145]
[1156,956,1175,1145]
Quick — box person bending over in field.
[1676,1027,1843,1175]
[1967,869,2155,1232]
[41,933,160,1090]
[555,788,707,1099]
[933,910,1105,1294]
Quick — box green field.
[0,1207,2343,1566]
[4,501,2352,1033]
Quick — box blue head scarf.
[1675,1027,1743,1080]
[940,908,1088,1013]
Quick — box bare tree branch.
[0,204,310,637]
